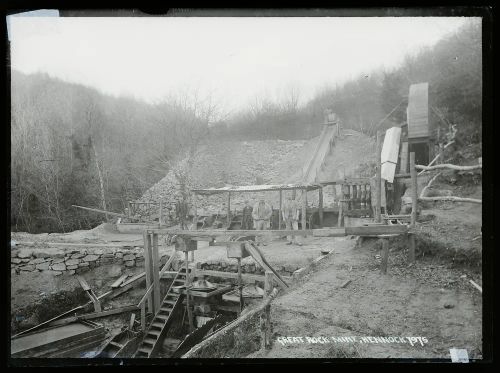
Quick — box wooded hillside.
[10,19,481,233]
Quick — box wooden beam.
[78,305,139,320]
[137,283,155,307]
[408,233,416,264]
[345,225,408,236]
[410,152,418,227]
[318,187,324,228]
[185,251,194,332]
[76,275,91,291]
[419,196,482,204]
[143,231,154,314]
[278,190,282,230]
[192,269,265,283]
[193,192,198,230]
[469,279,482,293]
[159,247,177,278]
[152,228,315,236]
[159,201,163,226]
[152,232,161,313]
[416,163,481,171]
[111,274,128,289]
[301,190,307,233]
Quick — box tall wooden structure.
[406,82,434,167]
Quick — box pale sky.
[8,16,471,115]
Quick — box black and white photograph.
[6,8,490,364]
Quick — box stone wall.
[10,246,146,276]
[171,259,301,278]
[11,246,301,278]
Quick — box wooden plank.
[469,279,482,293]
[318,187,324,228]
[76,275,91,292]
[418,196,482,204]
[278,190,282,230]
[340,279,352,288]
[152,233,161,314]
[301,190,307,232]
[111,275,128,289]
[110,283,135,299]
[376,131,382,223]
[159,247,177,278]
[400,142,409,174]
[137,283,155,307]
[408,233,415,264]
[191,269,265,283]
[345,225,408,236]
[143,232,154,314]
[381,126,402,183]
[121,272,145,287]
[153,228,315,236]
[78,305,139,320]
[130,313,136,330]
[415,164,481,171]
[244,242,288,290]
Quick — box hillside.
[139,129,377,216]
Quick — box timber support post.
[237,258,243,314]
[410,152,418,227]
[143,231,154,314]
[185,250,194,332]
[261,271,273,350]
[376,131,382,223]
[279,190,282,230]
[408,233,416,264]
[301,189,307,236]
[152,232,160,313]
[318,187,324,228]
[227,192,231,226]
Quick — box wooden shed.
[405,82,435,166]
[407,82,429,139]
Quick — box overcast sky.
[8,16,470,114]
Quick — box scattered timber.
[419,171,442,198]
[418,141,455,175]
[72,204,156,223]
[469,279,482,293]
[415,164,481,172]
[418,196,482,204]
[340,279,352,288]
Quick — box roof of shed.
[191,183,322,195]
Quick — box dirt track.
[248,231,482,359]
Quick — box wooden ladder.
[133,267,189,358]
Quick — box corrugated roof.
[191,183,322,195]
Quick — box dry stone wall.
[11,246,146,276]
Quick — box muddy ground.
[247,198,483,359]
